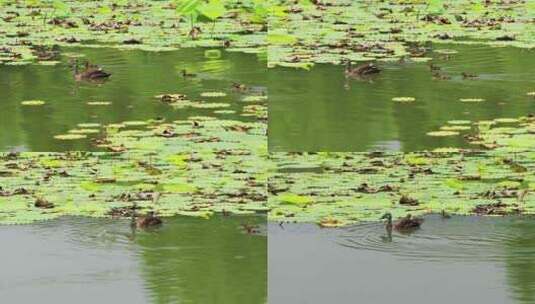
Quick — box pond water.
[269,44,535,152]
[0,46,266,152]
[269,215,535,304]
[0,215,267,304]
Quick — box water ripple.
[337,215,535,263]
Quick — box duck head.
[380,212,392,222]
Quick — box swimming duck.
[32,45,60,61]
[34,197,54,209]
[432,72,451,80]
[381,212,423,232]
[73,60,111,81]
[461,72,478,79]
[428,63,441,71]
[181,69,196,78]
[344,61,381,78]
[189,26,202,40]
[241,223,260,234]
[232,82,247,92]
[135,211,162,229]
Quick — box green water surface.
[269,44,535,152]
[0,46,266,151]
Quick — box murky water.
[0,47,266,152]
[269,44,535,152]
[269,216,535,304]
[0,215,267,304]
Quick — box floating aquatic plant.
[21,100,45,106]
[427,130,460,137]
[200,92,227,97]
[87,101,111,106]
[53,134,87,140]
[460,98,485,103]
[392,97,416,103]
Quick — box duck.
[344,61,381,78]
[135,211,162,229]
[441,209,451,219]
[189,26,202,40]
[232,82,247,92]
[73,60,111,81]
[241,223,259,234]
[381,212,423,232]
[428,62,441,71]
[34,197,54,209]
[461,72,478,79]
[32,45,60,61]
[409,48,426,57]
[181,69,196,78]
[432,72,451,80]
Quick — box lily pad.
[53,134,87,140]
[426,131,460,137]
[21,100,45,106]
[392,97,416,103]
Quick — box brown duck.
[381,212,423,232]
[135,211,162,229]
[73,60,111,81]
[345,61,381,77]
[32,45,60,61]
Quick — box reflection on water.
[0,215,266,304]
[135,215,267,304]
[269,44,535,152]
[269,216,535,304]
[0,47,266,151]
[339,215,535,263]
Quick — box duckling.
[231,82,247,92]
[461,72,478,79]
[344,61,381,78]
[181,69,196,78]
[517,189,529,203]
[428,62,441,71]
[189,26,202,40]
[241,223,259,234]
[432,72,451,80]
[409,48,426,57]
[381,212,423,232]
[135,211,162,229]
[32,45,60,61]
[34,197,54,209]
[73,60,111,81]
